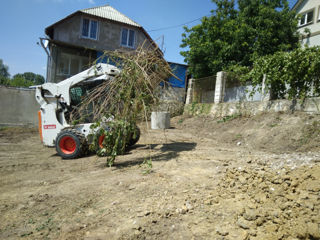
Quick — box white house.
[293,0,320,46]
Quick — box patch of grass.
[178,119,184,124]
[0,126,9,131]
[217,113,242,123]
[268,115,282,128]
[187,103,212,116]
[234,134,242,140]
[35,217,53,232]
[0,126,37,134]
[28,218,35,224]
[140,157,153,175]
[20,231,33,237]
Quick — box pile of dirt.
[210,165,320,239]
[176,112,320,153]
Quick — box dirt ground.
[0,112,320,240]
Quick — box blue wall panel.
[167,63,187,88]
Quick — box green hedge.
[245,47,320,100]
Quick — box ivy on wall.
[230,47,320,100]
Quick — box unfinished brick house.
[43,5,158,83]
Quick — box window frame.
[81,17,99,40]
[57,53,89,77]
[298,9,315,27]
[120,27,136,48]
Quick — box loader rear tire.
[56,130,87,159]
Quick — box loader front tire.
[56,130,87,159]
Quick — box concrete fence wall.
[0,85,186,127]
[224,85,263,102]
[0,86,39,126]
[185,97,320,118]
[186,75,216,104]
[186,72,265,104]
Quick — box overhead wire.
[147,14,211,32]
[147,0,297,33]
[147,0,296,32]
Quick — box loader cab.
[67,79,107,124]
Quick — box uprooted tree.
[71,46,174,166]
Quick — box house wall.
[301,32,320,46]
[296,0,320,46]
[48,44,96,83]
[47,13,154,83]
[53,14,152,51]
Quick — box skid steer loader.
[35,63,140,159]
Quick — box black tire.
[56,129,87,159]
[127,126,140,147]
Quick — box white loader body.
[35,63,120,148]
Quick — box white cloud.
[88,0,95,4]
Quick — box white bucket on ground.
[151,112,170,129]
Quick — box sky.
[0,0,297,78]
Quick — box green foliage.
[181,0,299,78]
[13,72,45,85]
[0,59,45,87]
[246,47,320,100]
[90,120,138,167]
[10,76,34,87]
[226,64,250,84]
[0,75,10,85]
[140,157,153,175]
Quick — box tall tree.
[13,72,45,85]
[10,75,34,87]
[180,0,299,78]
[0,59,10,85]
[0,59,10,78]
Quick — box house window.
[299,10,314,27]
[58,53,89,77]
[121,28,135,48]
[81,18,98,40]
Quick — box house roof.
[80,5,141,28]
[45,4,162,55]
[292,0,304,11]
[45,4,143,38]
